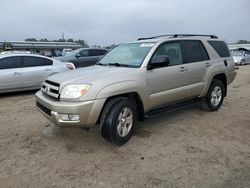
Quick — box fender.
[200,64,227,97]
[96,80,150,112]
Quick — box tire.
[240,59,245,65]
[100,97,136,146]
[203,80,225,111]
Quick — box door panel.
[147,65,191,109]
[22,56,53,88]
[181,40,210,97]
[0,56,23,91]
[147,42,191,109]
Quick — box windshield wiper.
[107,63,127,67]
[96,62,105,66]
[107,63,138,68]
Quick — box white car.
[231,50,250,65]
[0,53,75,93]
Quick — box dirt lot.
[0,66,249,188]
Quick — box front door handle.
[179,67,188,72]
[13,72,21,75]
[205,62,212,67]
[45,68,52,71]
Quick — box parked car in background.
[63,48,72,54]
[0,51,31,55]
[55,48,108,68]
[231,50,250,65]
[0,54,75,93]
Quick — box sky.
[0,0,249,46]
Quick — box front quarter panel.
[96,81,150,112]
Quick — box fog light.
[60,114,80,121]
[60,114,69,121]
[68,115,80,121]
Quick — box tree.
[75,39,88,47]
[40,38,49,42]
[25,38,38,42]
[236,40,250,44]
[67,39,74,42]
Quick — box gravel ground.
[0,66,249,188]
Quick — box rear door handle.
[179,67,188,72]
[45,68,52,71]
[205,62,212,67]
[13,72,21,75]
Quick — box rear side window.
[23,56,53,67]
[100,50,108,55]
[0,56,21,69]
[89,50,107,56]
[208,41,230,57]
[182,40,210,63]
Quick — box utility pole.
[62,32,65,41]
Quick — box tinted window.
[79,50,89,57]
[0,56,21,69]
[208,41,230,57]
[98,50,107,55]
[88,50,98,56]
[182,40,209,63]
[89,49,107,56]
[23,56,53,67]
[152,42,182,66]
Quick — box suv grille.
[41,80,60,99]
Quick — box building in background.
[0,41,82,57]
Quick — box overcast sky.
[0,0,249,46]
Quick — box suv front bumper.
[35,90,106,127]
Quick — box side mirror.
[76,54,81,58]
[148,56,169,70]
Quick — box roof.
[0,41,82,49]
[0,53,53,60]
[131,34,220,44]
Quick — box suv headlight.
[60,84,91,99]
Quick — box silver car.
[232,50,250,65]
[0,53,75,93]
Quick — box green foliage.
[25,38,38,42]
[236,40,250,44]
[24,38,88,47]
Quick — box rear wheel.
[100,97,136,146]
[203,80,225,111]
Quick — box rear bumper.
[227,71,237,85]
[35,90,105,127]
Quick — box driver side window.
[153,43,182,66]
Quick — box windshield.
[231,51,244,56]
[98,43,154,67]
[64,48,83,57]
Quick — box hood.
[46,65,137,86]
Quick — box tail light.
[66,63,76,70]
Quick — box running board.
[145,98,204,118]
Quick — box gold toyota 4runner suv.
[36,34,237,145]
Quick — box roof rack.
[137,34,218,40]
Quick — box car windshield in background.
[231,51,244,56]
[98,43,155,67]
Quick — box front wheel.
[240,59,246,65]
[203,80,225,111]
[100,98,136,146]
